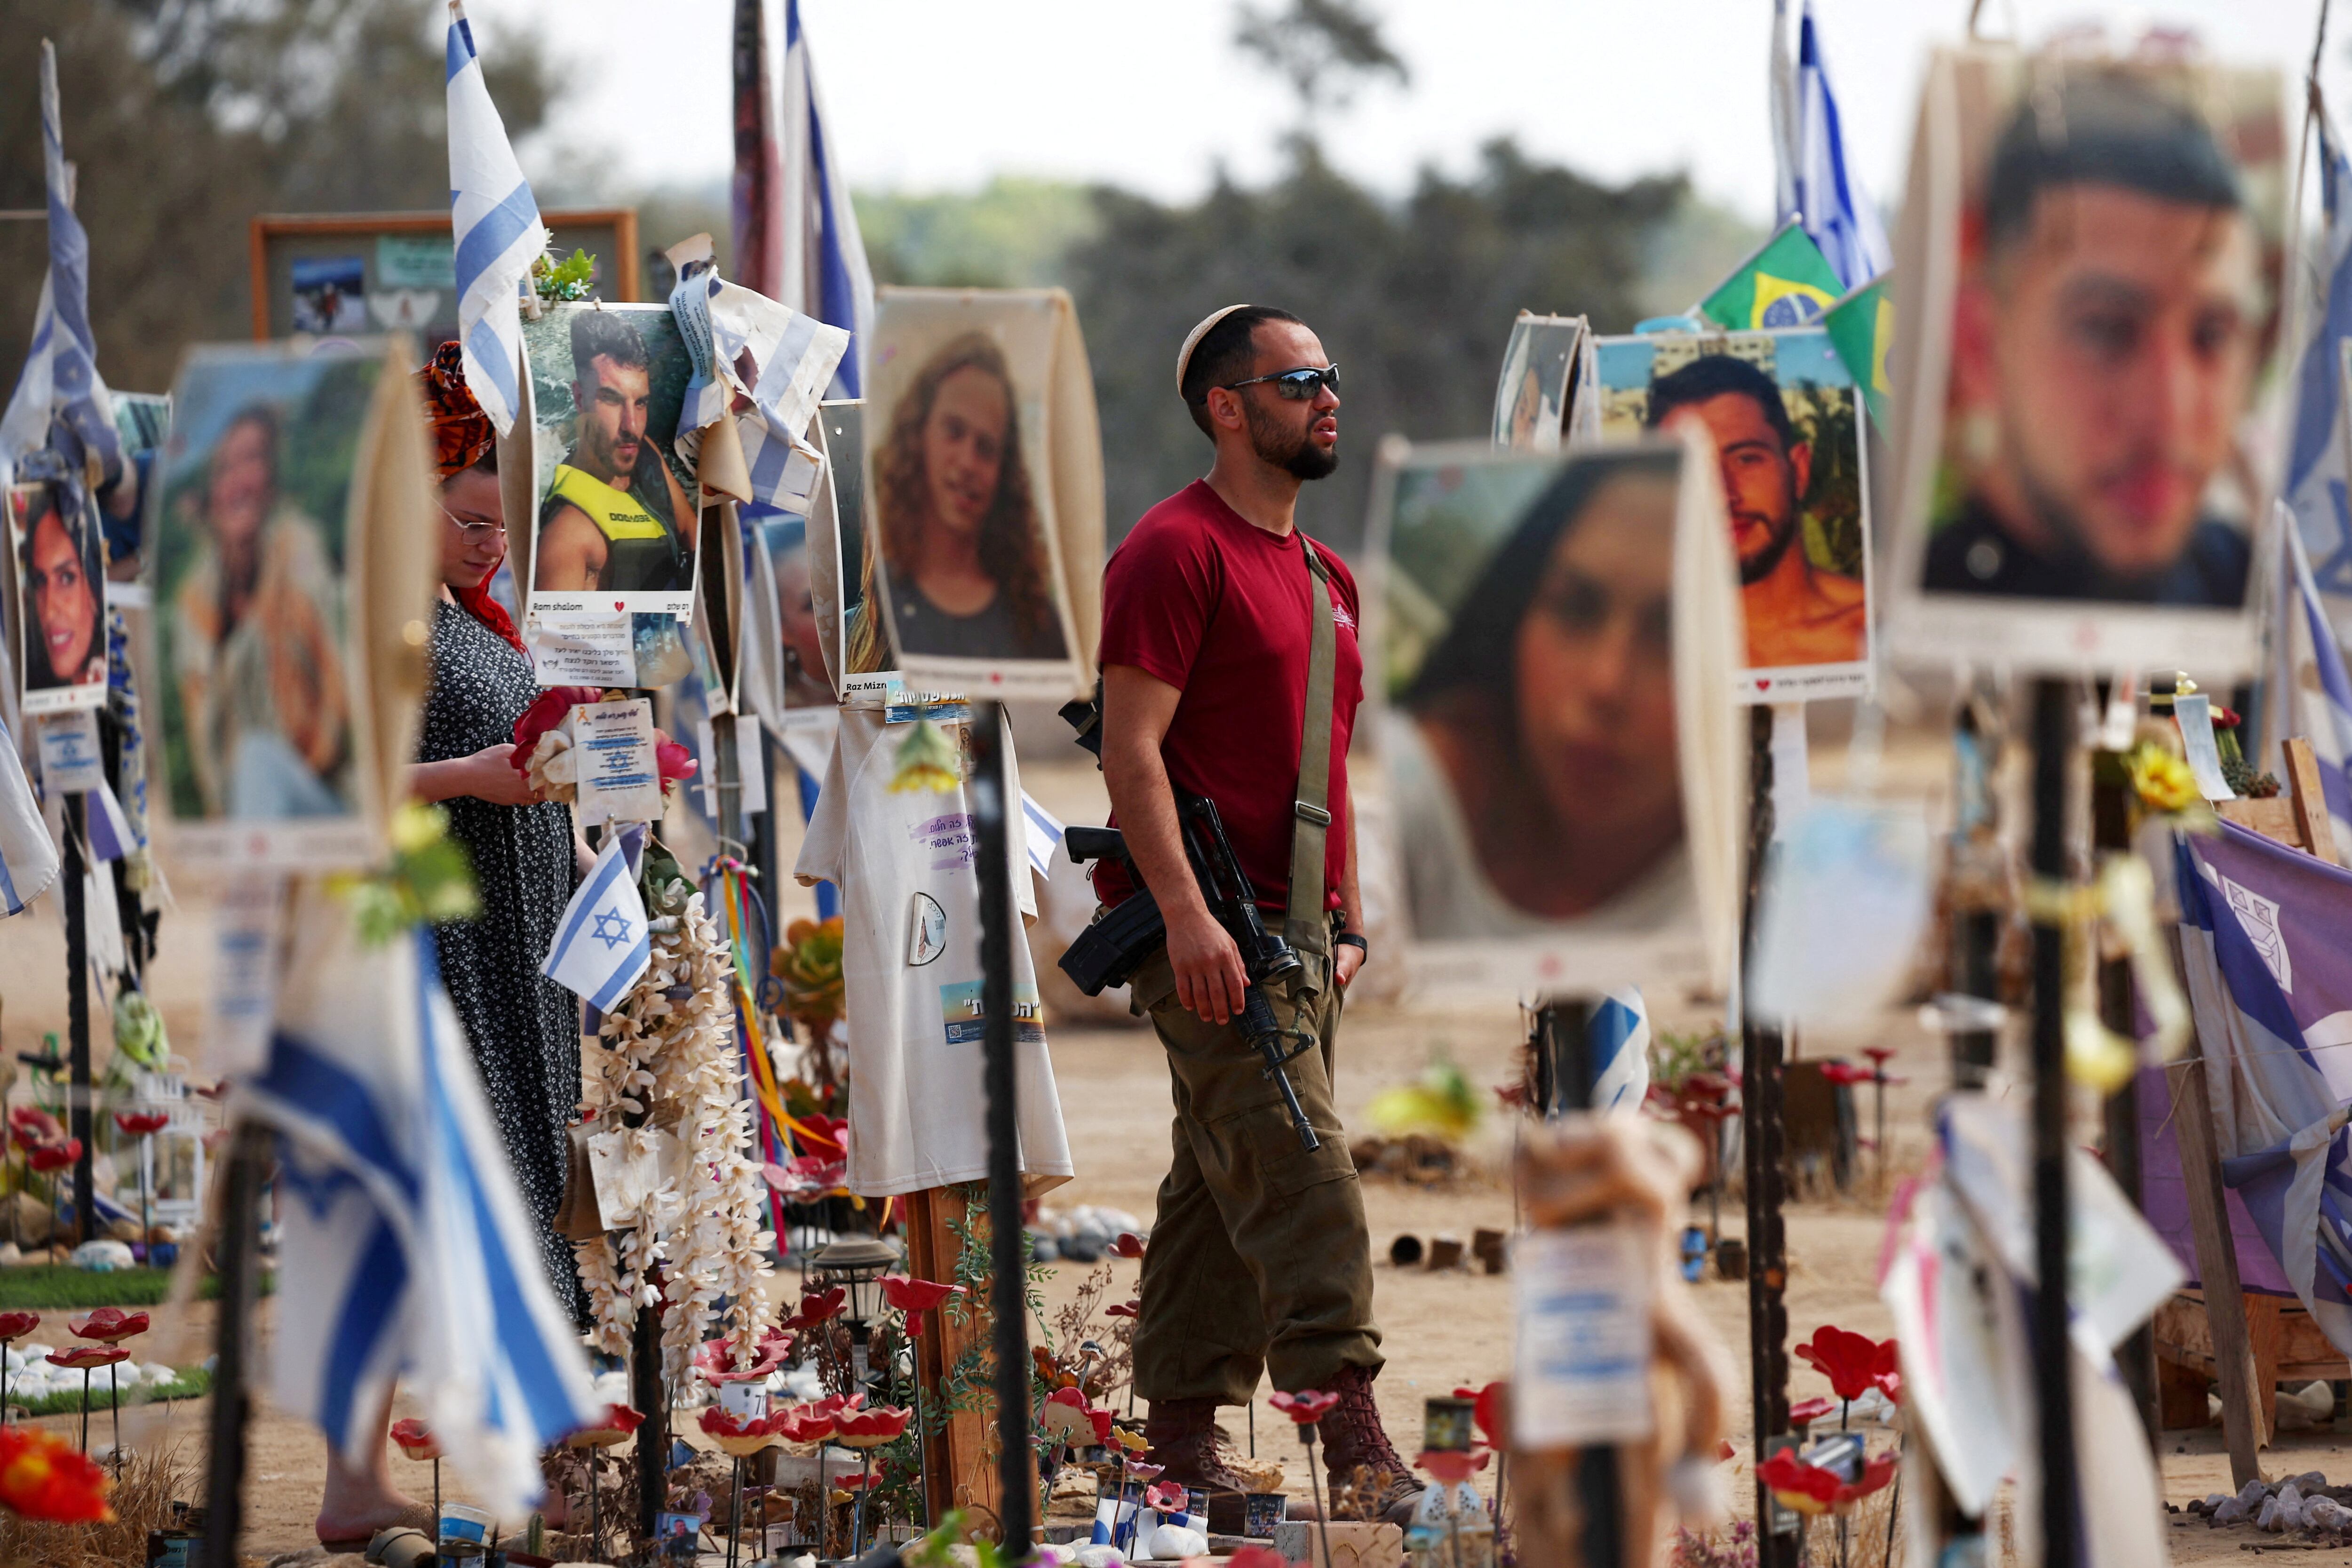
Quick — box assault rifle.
[1058,794,1322,1153]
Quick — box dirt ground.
[1,724,2346,1563]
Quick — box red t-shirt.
[1093,481,1364,916]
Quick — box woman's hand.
[409,744,540,806]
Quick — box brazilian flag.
[1697,220,1846,332]
[1823,273,1893,428]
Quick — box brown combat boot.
[1314,1364,1424,1524]
[1142,1397,1254,1496]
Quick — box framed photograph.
[519,303,701,618]
[147,339,434,868]
[1492,313,1590,453]
[1883,48,2286,674]
[1364,436,1743,998]
[858,287,1100,700]
[808,400,876,704]
[1594,326,1872,701]
[8,482,108,714]
[248,209,641,342]
[746,508,842,725]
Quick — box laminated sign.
[572,697,662,826]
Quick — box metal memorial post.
[2026,678,2077,1568]
[202,1119,272,1568]
[968,702,1035,1552]
[61,795,94,1245]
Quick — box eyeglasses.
[1223,364,1340,400]
[439,503,505,538]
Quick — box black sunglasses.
[1223,364,1340,400]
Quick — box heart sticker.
[613,601,625,612]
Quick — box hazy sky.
[471,0,2349,221]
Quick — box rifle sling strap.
[1284,536,1338,969]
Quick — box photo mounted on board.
[857,287,1099,700]
[1885,46,2285,673]
[1595,326,1870,700]
[8,482,107,714]
[1491,313,1589,453]
[148,338,433,868]
[1367,437,1742,997]
[522,303,700,618]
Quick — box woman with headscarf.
[1388,448,1691,939]
[845,331,1067,672]
[311,342,588,1547]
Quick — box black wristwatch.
[1334,932,1368,959]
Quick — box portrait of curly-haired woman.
[846,331,1068,674]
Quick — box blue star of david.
[591,908,634,951]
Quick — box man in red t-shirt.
[1097,304,1418,1522]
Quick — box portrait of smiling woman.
[10,484,107,704]
[846,330,1069,673]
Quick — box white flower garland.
[578,867,776,1385]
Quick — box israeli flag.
[2286,109,2352,604]
[674,268,850,511]
[2176,822,2352,1363]
[2284,516,2352,851]
[1021,789,1064,880]
[1787,3,1890,292]
[83,777,134,865]
[781,0,874,397]
[0,43,120,488]
[1588,987,1651,1115]
[446,1,545,436]
[0,717,58,916]
[543,824,651,1011]
[247,895,598,1520]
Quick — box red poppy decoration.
[654,739,698,791]
[1104,1299,1141,1320]
[566,1403,645,1449]
[7,1108,59,1151]
[771,1406,838,1446]
[68,1308,149,1344]
[1788,1395,1838,1429]
[1126,1461,1166,1483]
[26,1140,79,1174]
[1793,1326,1899,1405]
[389,1418,442,1461]
[45,1346,128,1371]
[699,1405,793,1457]
[1862,1047,1896,1068]
[878,1275,964,1339]
[1755,1449,1898,1516]
[787,1288,847,1332]
[1110,1233,1146,1259]
[0,1424,113,1522]
[1818,1061,1875,1087]
[833,1405,913,1449]
[796,1114,849,1158]
[112,1112,171,1139]
[0,1313,37,1342]
[1451,1383,1506,1447]
[1269,1389,1339,1425]
[1227,1548,1288,1568]
[694,1329,793,1384]
[509,687,605,774]
[762,1155,850,1201]
[1144,1480,1188,1514]
[1414,1448,1492,1484]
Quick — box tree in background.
[0,0,550,395]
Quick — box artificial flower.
[1451,1383,1506,1447]
[879,1275,965,1337]
[761,1155,849,1202]
[2128,744,2198,815]
[509,687,604,772]
[45,1346,128,1371]
[1144,1480,1189,1514]
[0,1424,112,1522]
[833,1405,913,1448]
[1110,1233,1146,1259]
[1413,1448,1491,1484]
[1269,1389,1338,1425]
[694,1329,793,1384]
[1125,1461,1165,1483]
[1755,1449,1897,1516]
[1793,1326,1899,1406]
[1104,1299,1141,1320]
[112,1111,170,1138]
[1040,1386,1113,1447]
[1788,1396,1838,1430]
[26,1139,78,1174]
[389,1418,441,1461]
[69,1308,149,1344]
[565,1404,644,1449]
[1818,1061,1874,1088]
[787,1287,847,1332]
[8,1108,59,1151]
[1109,1425,1150,1455]
[0,1313,38,1342]
[699,1405,791,1457]
[655,738,698,791]
[771,1406,838,1446]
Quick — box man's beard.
[582,422,638,486]
[1245,399,1337,481]
[1736,505,1801,586]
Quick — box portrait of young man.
[1090,303,1423,1525]
[1925,67,2264,607]
[534,309,696,597]
[1645,351,1866,669]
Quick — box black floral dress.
[418,600,587,1323]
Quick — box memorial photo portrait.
[8,482,107,713]
[1491,313,1586,453]
[1597,328,1869,698]
[523,303,699,615]
[150,346,377,829]
[1892,50,2285,667]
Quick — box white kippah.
[1176,304,1254,399]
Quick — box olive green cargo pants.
[1128,949,1384,1405]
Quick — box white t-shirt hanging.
[795,706,1073,1198]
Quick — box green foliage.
[336,802,480,945]
[533,248,598,302]
[0,1266,277,1309]
[1648,1028,1724,1097]
[1792,382,1863,578]
[1065,137,1688,555]
[858,179,1101,291]
[9,1365,212,1419]
[1234,0,1409,115]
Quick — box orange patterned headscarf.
[416,341,496,481]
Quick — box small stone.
[2258,1498,2282,1532]
[2295,1470,2331,1492]
[2307,1497,2352,1531]
[2241,1479,2273,1508]
[2213,1498,2248,1526]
